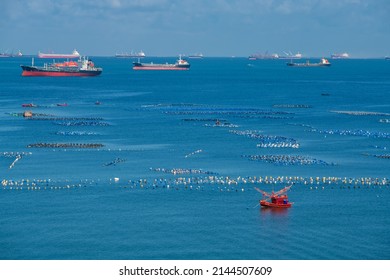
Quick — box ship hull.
[133,66,189,70]
[116,55,145,58]
[38,54,80,59]
[260,200,292,208]
[287,63,330,67]
[133,63,190,71]
[21,65,102,77]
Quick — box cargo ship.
[287,58,331,67]
[188,53,204,59]
[0,50,22,57]
[115,51,145,58]
[279,51,302,59]
[331,52,349,59]
[248,52,279,60]
[38,49,80,59]
[132,56,190,70]
[21,57,102,77]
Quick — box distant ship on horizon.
[38,49,80,59]
[115,51,146,58]
[331,52,349,59]
[0,50,23,57]
[248,52,279,60]
[278,51,303,59]
[187,53,204,59]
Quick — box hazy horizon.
[1,0,389,58]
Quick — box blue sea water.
[0,56,389,259]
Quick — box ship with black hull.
[287,58,331,67]
[133,56,190,70]
[21,57,102,77]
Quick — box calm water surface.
[0,57,389,259]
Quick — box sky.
[1,0,389,57]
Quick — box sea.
[0,56,389,260]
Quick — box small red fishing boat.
[255,185,293,208]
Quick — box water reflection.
[260,207,290,218]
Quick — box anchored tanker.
[38,49,80,59]
[115,51,145,58]
[287,58,331,67]
[133,56,190,70]
[21,57,102,77]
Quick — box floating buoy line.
[1,175,389,192]
[1,152,32,169]
[331,110,390,116]
[27,143,104,149]
[242,155,335,166]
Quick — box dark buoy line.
[27,143,104,149]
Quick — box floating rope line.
[273,104,312,108]
[230,130,300,148]
[1,175,389,191]
[309,128,390,139]
[242,154,335,166]
[53,121,110,126]
[331,110,390,116]
[103,158,126,167]
[55,131,99,136]
[184,149,203,158]
[1,152,32,170]
[27,143,104,149]
[150,167,217,175]
[29,117,104,121]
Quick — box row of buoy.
[331,110,390,116]
[229,129,299,145]
[126,175,390,186]
[103,158,126,167]
[2,175,389,191]
[8,112,53,118]
[53,121,110,126]
[150,167,217,175]
[242,154,334,166]
[204,123,238,128]
[288,123,314,128]
[30,117,104,121]
[184,149,203,158]
[182,118,227,122]
[1,151,32,157]
[257,143,300,148]
[27,143,104,149]
[163,111,294,119]
[273,104,312,108]
[9,155,22,169]
[55,131,99,136]
[310,128,390,139]
[156,106,293,115]
[373,154,390,159]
